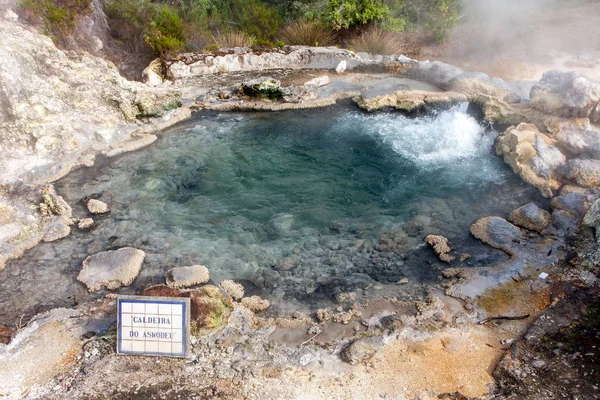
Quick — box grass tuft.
[348,28,402,55]
[211,30,255,48]
[279,20,336,47]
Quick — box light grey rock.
[335,60,347,74]
[4,9,18,21]
[508,203,551,232]
[551,191,597,218]
[87,199,109,214]
[555,121,600,158]
[77,247,145,291]
[219,280,244,300]
[240,295,270,312]
[42,217,71,242]
[530,70,600,121]
[471,217,522,253]
[165,265,210,288]
[304,75,330,87]
[77,218,94,229]
[341,336,385,364]
[143,59,163,87]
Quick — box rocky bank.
[0,2,599,399]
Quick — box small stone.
[87,199,109,214]
[304,75,330,87]
[78,218,94,229]
[165,265,210,288]
[240,295,270,312]
[341,336,385,364]
[335,60,347,74]
[219,280,244,300]
[277,257,298,271]
[316,309,332,322]
[426,234,455,263]
[397,278,409,284]
[77,247,145,292]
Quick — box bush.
[279,19,336,46]
[19,0,92,44]
[211,30,256,48]
[348,28,400,54]
[230,0,282,42]
[381,0,460,41]
[323,0,389,30]
[105,0,155,54]
[144,5,185,55]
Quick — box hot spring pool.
[0,103,546,320]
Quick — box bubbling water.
[0,103,545,321]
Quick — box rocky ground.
[1,1,600,399]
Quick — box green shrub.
[380,0,460,41]
[230,0,282,42]
[348,28,400,54]
[19,0,92,44]
[323,0,389,30]
[105,0,155,54]
[279,19,336,46]
[144,5,185,55]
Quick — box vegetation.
[211,30,256,48]
[19,0,92,45]
[323,0,389,30]
[279,20,337,46]
[348,28,401,54]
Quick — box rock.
[0,324,15,344]
[530,70,600,121]
[240,295,270,312]
[77,247,145,292]
[316,308,332,322]
[495,123,567,197]
[341,336,385,364]
[446,72,512,98]
[442,268,467,279]
[239,77,283,100]
[277,257,298,271]
[142,58,163,86]
[508,203,552,232]
[425,234,455,262]
[86,199,109,214]
[335,60,347,74]
[551,191,597,217]
[165,265,210,288]
[42,217,71,242]
[559,159,600,188]
[219,280,244,300]
[403,60,464,88]
[78,218,94,229]
[356,90,468,113]
[4,9,18,21]
[304,75,330,87]
[555,120,600,158]
[470,217,521,254]
[552,209,579,232]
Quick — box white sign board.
[117,295,191,358]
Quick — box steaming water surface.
[0,104,546,321]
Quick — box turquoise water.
[0,103,545,320]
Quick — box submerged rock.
[77,247,145,292]
[508,203,551,232]
[239,77,283,100]
[495,123,566,197]
[42,218,71,242]
[240,295,270,312]
[87,199,109,214]
[341,335,385,364]
[551,191,597,218]
[165,265,210,288]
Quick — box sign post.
[117,295,191,358]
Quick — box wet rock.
[42,217,71,242]
[559,158,600,188]
[78,218,94,229]
[239,77,282,100]
[87,199,109,214]
[530,70,600,121]
[165,265,210,288]
[426,234,455,262]
[77,247,145,292]
[356,90,467,113]
[552,210,579,232]
[508,203,551,232]
[219,280,244,300]
[550,191,596,218]
[495,123,566,197]
[341,335,385,364]
[240,295,270,312]
[304,75,330,87]
[470,217,521,254]
[277,257,298,271]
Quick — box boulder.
[87,199,109,214]
[508,203,551,232]
[495,123,567,197]
[142,58,163,86]
[239,77,282,100]
[559,159,600,188]
[341,336,385,364]
[446,72,513,98]
[530,70,600,121]
[550,191,597,218]
[555,120,600,158]
[165,265,210,288]
[470,217,522,254]
[77,247,145,291]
